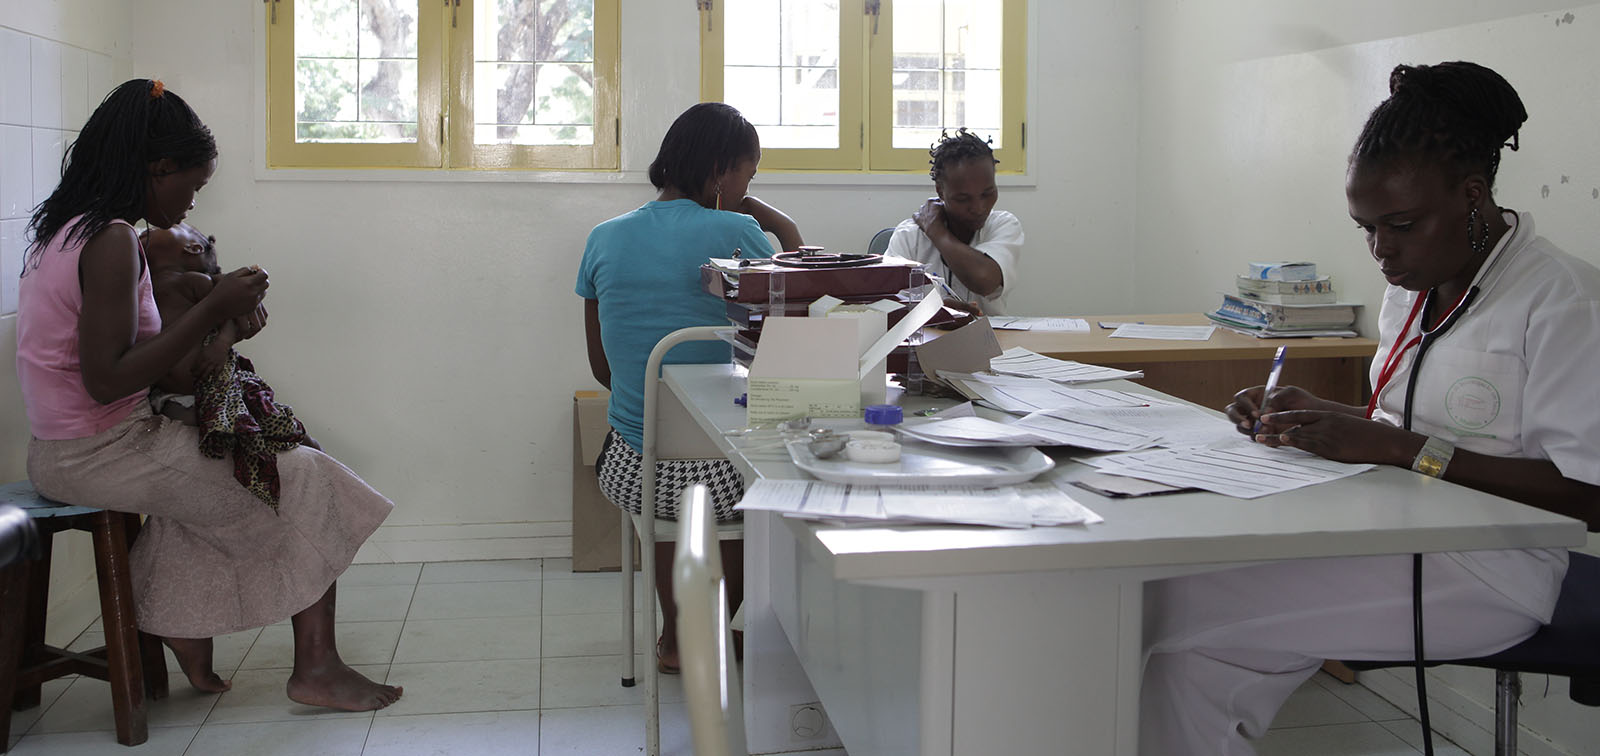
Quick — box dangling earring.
[715,183,722,211]
[1467,207,1489,256]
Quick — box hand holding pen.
[1252,346,1288,434]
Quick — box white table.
[660,364,1587,755]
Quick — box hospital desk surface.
[658,363,1583,756]
[992,313,1379,410]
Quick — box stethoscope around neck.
[1392,213,1517,430]
[1391,211,1515,756]
[1400,285,1480,431]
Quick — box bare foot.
[656,637,680,675]
[161,637,232,693]
[287,664,403,711]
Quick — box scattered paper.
[1045,405,1239,448]
[1089,440,1373,499]
[940,372,1165,413]
[1071,472,1189,498]
[990,347,1144,383]
[1109,324,1217,341]
[735,478,1103,528]
[897,414,1158,452]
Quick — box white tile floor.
[6,558,1464,755]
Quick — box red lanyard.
[1366,288,1471,419]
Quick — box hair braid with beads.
[1349,61,1527,190]
[929,128,998,183]
[25,78,216,273]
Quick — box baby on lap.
[142,223,320,507]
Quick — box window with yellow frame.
[265,0,619,170]
[698,0,1025,174]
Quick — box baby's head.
[143,222,220,274]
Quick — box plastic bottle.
[849,404,904,463]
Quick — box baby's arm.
[153,272,230,395]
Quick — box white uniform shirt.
[1369,210,1600,618]
[884,209,1023,315]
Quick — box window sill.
[250,166,1037,188]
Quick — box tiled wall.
[0,25,114,316]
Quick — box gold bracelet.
[1411,436,1455,478]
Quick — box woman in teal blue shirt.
[575,102,801,673]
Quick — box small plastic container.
[863,404,904,431]
[849,404,905,463]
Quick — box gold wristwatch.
[1412,436,1455,478]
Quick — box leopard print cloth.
[196,346,307,510]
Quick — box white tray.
[785,438,1055,486]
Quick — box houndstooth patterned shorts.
[596,429,744,522]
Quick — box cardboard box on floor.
[572,386,731,572]
[572,390,637,572]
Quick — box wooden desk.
[661,364,1584,755]
[994,313,1378,411]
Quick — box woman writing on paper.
[576,102,802,674]
[1140,61,1600,755]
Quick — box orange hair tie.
[149,80,165,99]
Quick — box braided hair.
[25,79,216,272]
[929,128,998,183]
[1350,62,1527,190]
[648,102,759,202]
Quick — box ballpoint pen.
[1253,345,1288,434]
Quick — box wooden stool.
[0,480,168,750]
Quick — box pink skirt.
[27,404,393,638]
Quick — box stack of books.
[1208,262,1359,337]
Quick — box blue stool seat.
[0,480,100,519]
[1470,551,1600,703]
[1343,551,1600,753]
[1,480,168,751]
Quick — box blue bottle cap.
[863,404,903,426]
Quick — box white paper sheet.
[735,479,1103,528]
[1109,324,1217,341]
[1092,439,1374,499]
[877,486,1035,528]
[945,374,1162,413]
[1045,405,1239,448]
[988,317,1092,332]
[989,347,1144,383]
[897,414,1158,452]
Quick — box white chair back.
[673,484,748,756]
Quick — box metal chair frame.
[619,326,745,756]
[672,484,748,756]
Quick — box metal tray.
[785,438,1055,486]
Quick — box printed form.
[1085,440,1373,498]
[736,479,1102,528]
[990,347,1144,383]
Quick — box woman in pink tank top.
[17,79,402,712]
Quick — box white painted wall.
[120,0,1142,562]
[1,1,133,646]
[1136,2,1600,753]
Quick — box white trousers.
[1139,551,1562,756]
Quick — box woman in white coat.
[1140,61,1600,755]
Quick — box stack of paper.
[990,347,1143,383]
[1049,405,1239,448]
[1109,324,1216,341]
[940,371,1169,413]
[1081,440,1373,499]
[735,478,1103,528]
[898,413,1159,452]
